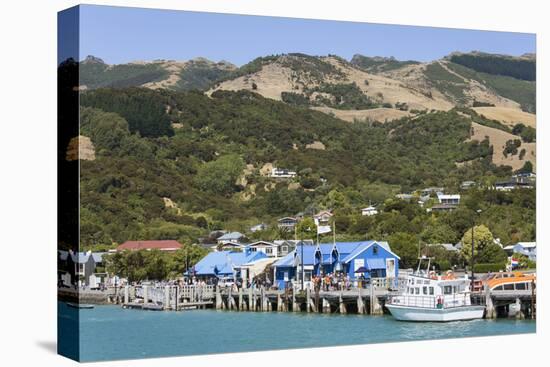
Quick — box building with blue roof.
[190,249,268,282]
[272,241,400,289]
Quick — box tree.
[171,245,210,275]
[387,232,419,269]
[295,217,316,240]
[420,222,457,244]
[460,225,494,263]
[194,154,244,196]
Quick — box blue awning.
[367,258,386,269]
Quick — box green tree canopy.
[194,154,245,196]
[460,224,494,262]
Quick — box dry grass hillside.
[473,107,536,128]
[208,63,299,100]
[323,57,455,111]
[470,122,535,171]
[311,106,410,123]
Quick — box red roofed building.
[116,240,183,252]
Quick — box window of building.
[250,247,257,252]
[266,248,273,254]
[282,246,288,253]
[373,245,378,255]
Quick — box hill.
[79,55,236,91]
[76,86,534,254]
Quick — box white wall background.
[0,0,547,366]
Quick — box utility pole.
[471,209,482,291]
[301,240,304,291]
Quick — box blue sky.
[73,4,536,66]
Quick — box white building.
[437,193,460,205]
[361,206,378,216]
[271,167,297,178]
[246,241,279,257]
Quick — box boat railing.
[391,293,471,309]
[390,295,436,309]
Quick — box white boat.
[386,258,485,322]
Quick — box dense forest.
[77,87,535,270]
[449,53,535,81]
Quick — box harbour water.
[60,303,536,362]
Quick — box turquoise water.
[61,303,535,362]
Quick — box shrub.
[473,263,506,273]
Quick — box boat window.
[429,287,434,295]
[453,286,457,293]
[415,288,420,295]
[494,285,503,291]
[515,283,526,290]
[443,286,452,295]
[423,286,427,295]
[409,287,414,294]
[503,284,514,291]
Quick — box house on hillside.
[272,241,400,289]
[278,217,298,231]
[216,232,246,244]
[437,193,460,205]
[116,240,183,252]
[271,167,297,178]
[214,241,247,252]
[313,210,333,225]
[495,180,534,191]
[361,206,378,216]
[503,242,536,261]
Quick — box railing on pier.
[134,284,216,305]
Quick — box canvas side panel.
[57,5,81,362]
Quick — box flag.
[511,258,519,268]
[317,225,331,234]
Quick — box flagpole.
[333,221,336,245]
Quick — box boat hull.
[386,304,485,322]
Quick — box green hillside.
[445,62,536,113]
[78,87,534,267]
[80,60,169,89]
